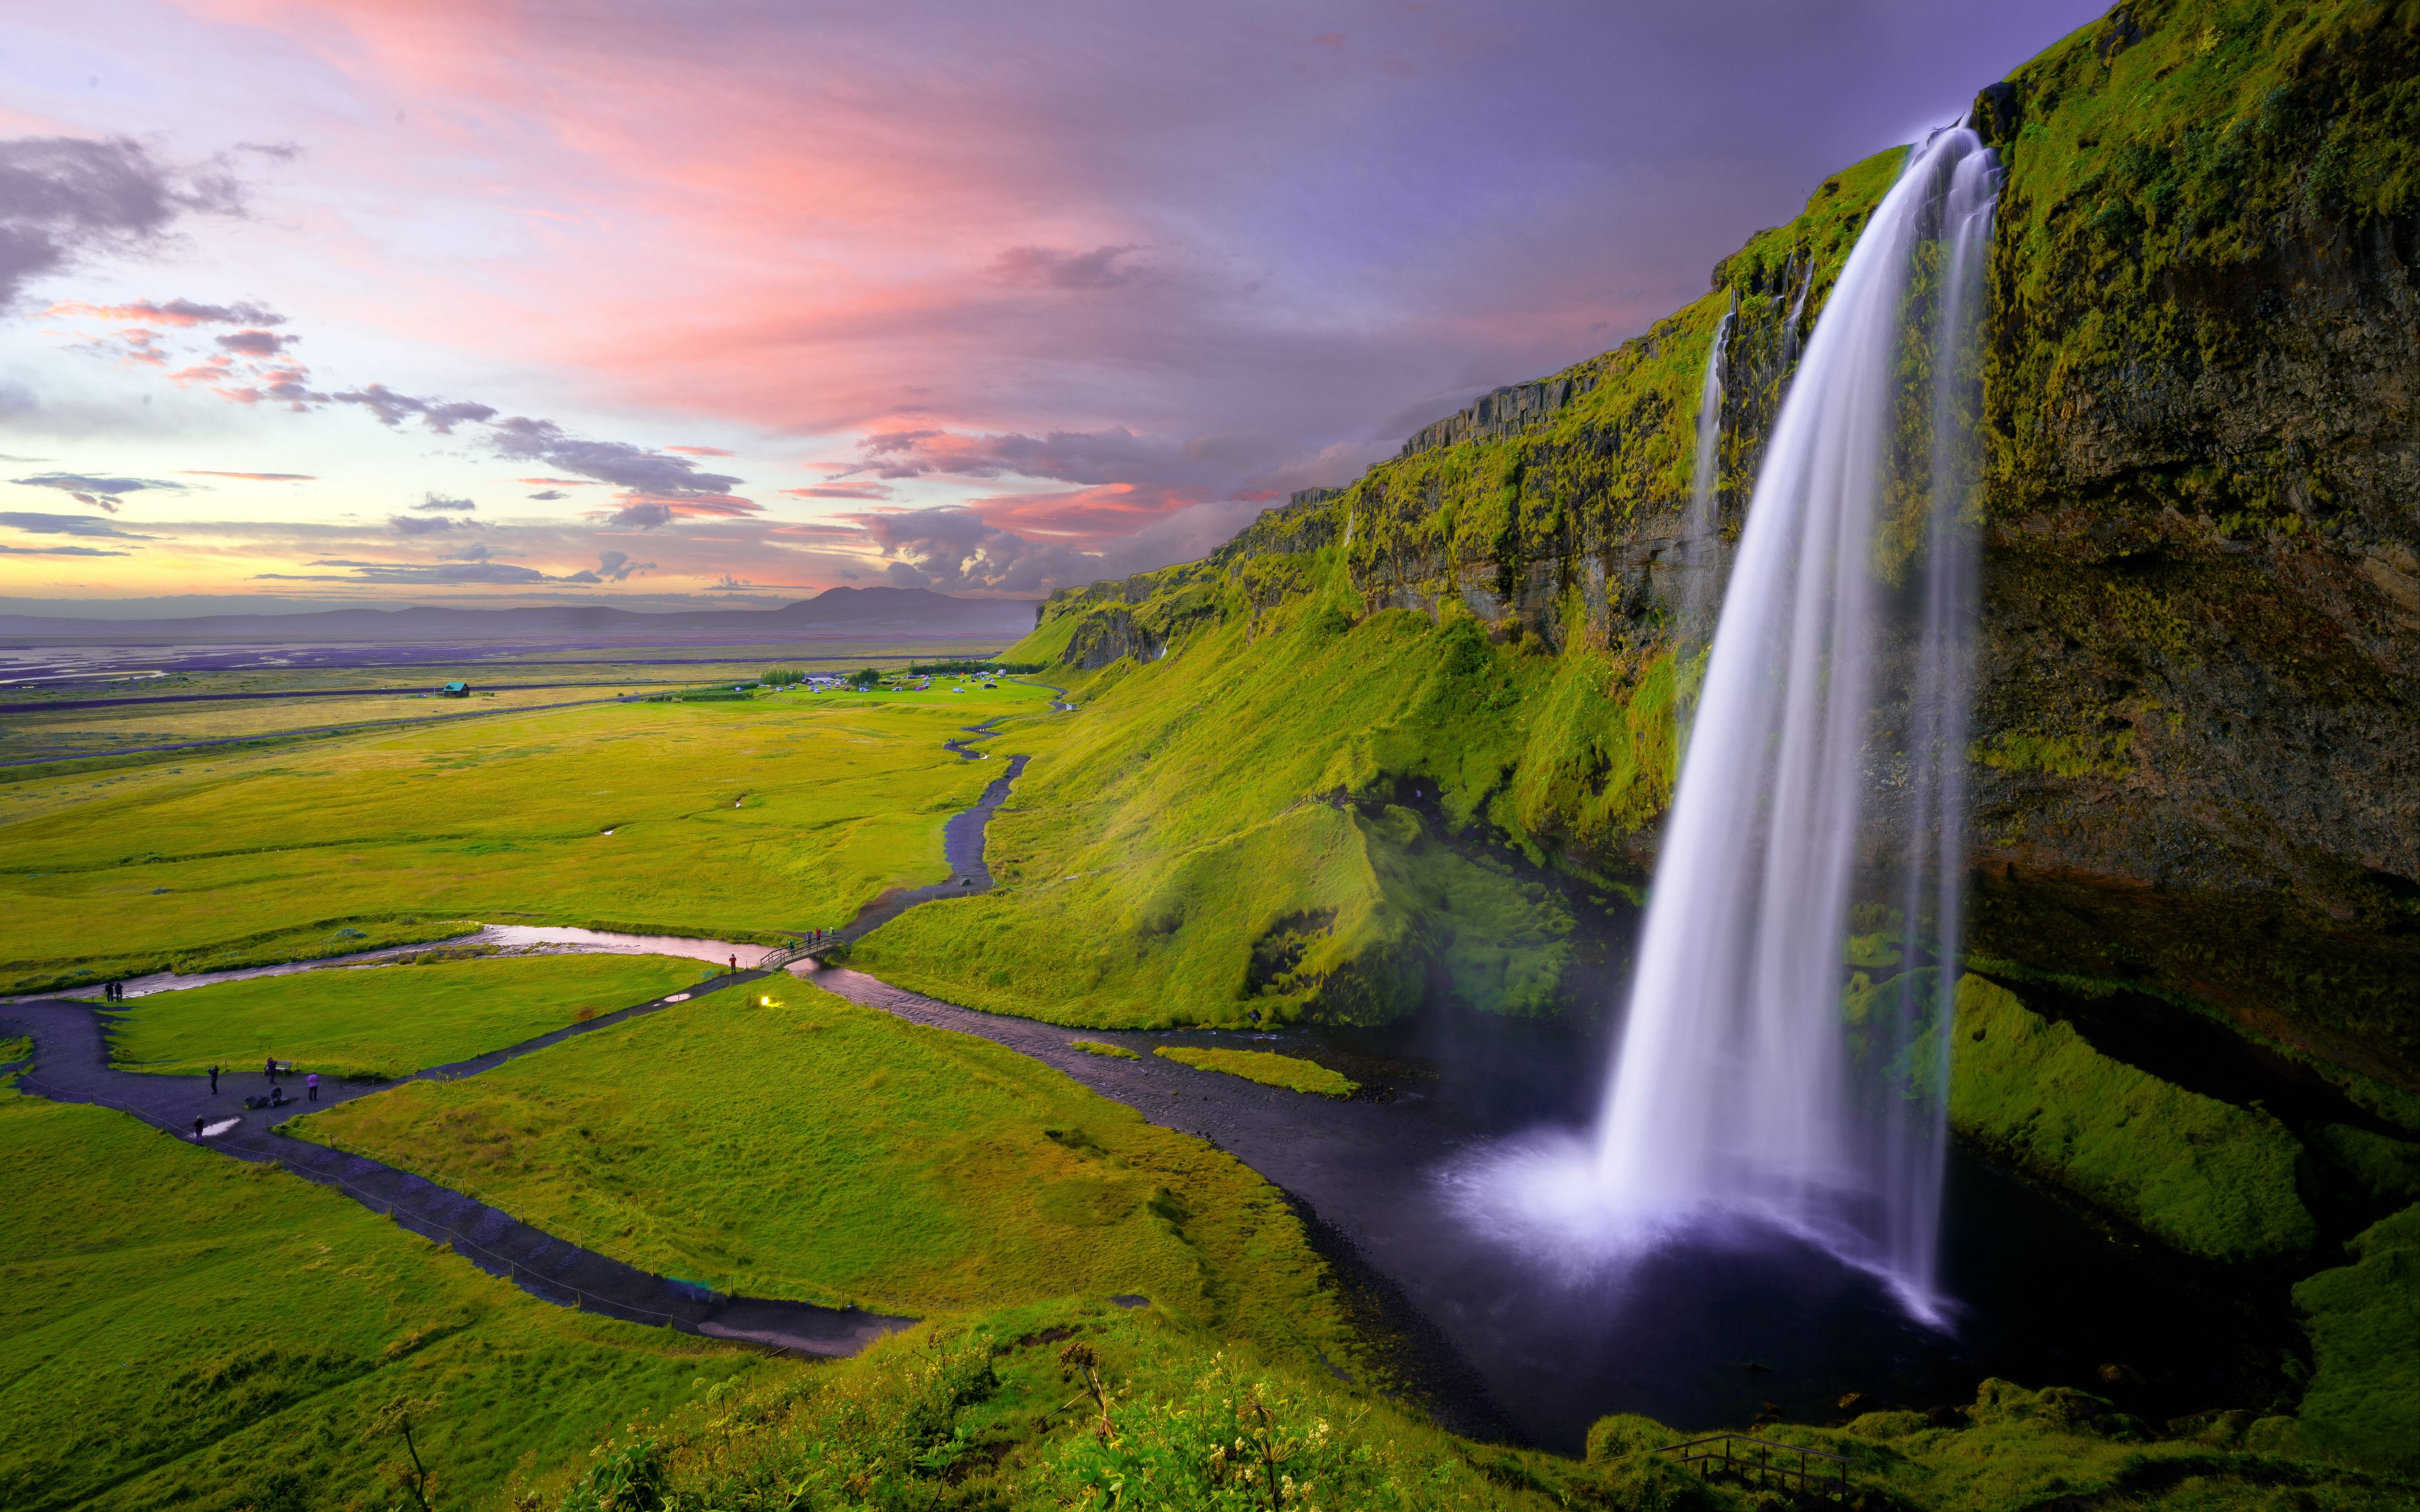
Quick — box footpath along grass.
[0,684,1048,995]
[293,983,1353,1365]
[1154,1044,1359,1097]
[0,1079,771,1512]
[112,952,708,1079]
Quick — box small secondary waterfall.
[1678,302,1734,648]
[1587,125,1999,1315]
[1782,256,1813,364]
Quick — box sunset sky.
[3,1,2095,613]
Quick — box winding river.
[1,687,2278,1446]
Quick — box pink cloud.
[47,297,285,327]
[964,483,1202,546]
[781,483,892,501]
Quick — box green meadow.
[0,684,659,764]
[0,682,1047,994]
[1155,1043,1359,1097]
[0,1079,772,1512]
[292,982,1353,1363]
[111,951,708,1079]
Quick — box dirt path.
[0,974,909,1356]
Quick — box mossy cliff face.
[1010,0,2420,1088]
[1961,0,2420,1084]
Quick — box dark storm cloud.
[9,472,187,512]
[330,382,498,433]
[388,513,476,536]
[0,136,245,306]
[0,511,155,538]
[413,492,476,512]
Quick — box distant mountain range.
[0,587,1039,645]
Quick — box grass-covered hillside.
[521,1297,2417,1511]
[872,0,2419,1085]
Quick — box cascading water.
[1592,124,1998,1316]
[1677,301,1734,649]
[1458,125,1998,1323]
[1782,256,1814,364]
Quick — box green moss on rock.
[2279,1203,2420,1470]
[1930,973,2317,1261]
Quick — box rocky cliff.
[1013,0,2420,1087]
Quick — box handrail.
[1657,1432,1848,1499]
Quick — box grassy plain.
[112,952,708,1079]
[0,1081,771,1512]
[1154,1044,1359,1097]
[292,983,1352,1363]
[0,681,1046,994]
[0,685,659,764]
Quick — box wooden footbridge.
[1657,1433,1850,1499]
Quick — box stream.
[2,684,2291,1448]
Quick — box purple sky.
[0,0,2102,608]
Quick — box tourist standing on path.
[208,1064,219,1094]
[306,1072,319,1102]
[192,1115,202,1141]
[265,1055,276,1082]
[729,954,738,975]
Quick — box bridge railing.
[1656,1433,1849,1499]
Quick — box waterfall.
[1585,125,1998,1317]
[1782,256,1813,364]
[1678,302,1734,648]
